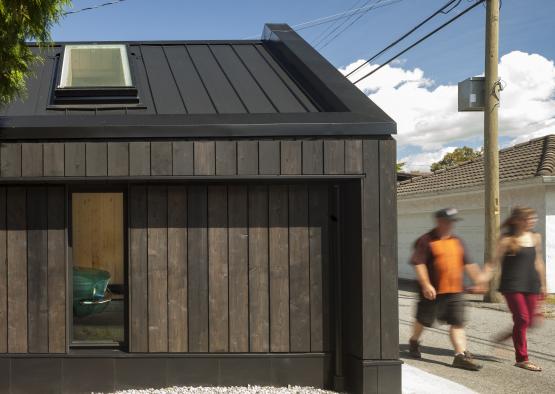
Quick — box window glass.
[59,45,132,88]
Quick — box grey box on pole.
[458,76,485,111]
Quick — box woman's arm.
[534,233,547,297]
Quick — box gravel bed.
[105,386,337,394]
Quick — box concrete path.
[402,364,477,394]
[399,291,555,394]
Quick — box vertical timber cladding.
[129,183,331,353]
[0,186,66,354]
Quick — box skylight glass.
[59,44,132,88]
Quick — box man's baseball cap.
[435,207,461,221]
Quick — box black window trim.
[53,44,141,106]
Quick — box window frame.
[67,185,129,350]
[53,44,140,106]
[58,44,133,89]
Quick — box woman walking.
[485,207,547,372]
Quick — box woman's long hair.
[501,206,536,254]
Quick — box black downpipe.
[331,184,344,390]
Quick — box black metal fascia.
[261,23,396,132]
[0,112,394,140]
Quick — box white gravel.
[106,386,337,394]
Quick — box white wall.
[398,182,548,289]
[543,185,555,292]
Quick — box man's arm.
[414,264,436,300]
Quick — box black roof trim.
[0,112,393,140]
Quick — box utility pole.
[484,0,501,302]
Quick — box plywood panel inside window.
[72,192,124,285]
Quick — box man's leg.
[410,321,425,343]
[449,325,467,355]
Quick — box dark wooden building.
[0,24,399,394]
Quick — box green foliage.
[396,162,405,172]
[0,0,71,105]
[430,146,482,172]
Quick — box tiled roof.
[398,135,555,197]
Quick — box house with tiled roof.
[398,135,555,292]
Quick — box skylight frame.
[58,44,133,89]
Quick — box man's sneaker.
[452,353,483,371]
[408,339,421,359]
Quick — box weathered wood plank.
[215,141,237,176]
[168,186,188,352]
[147,185,169,352]
[22,144,43,177]
[47,187,66,353]
[1,143,22,177]
[193,141,215,176]
[85,143,108,176]
[0,189,6,353]
[324,140,345,175]
[227,185,249,352]
[27,187,49,353]
[129,142,151,176]
[108,142,130,176]
[172,141,194,176]
[379,139,399,359]
[248,185,269,352]
[289,184,310,352]
[308,184,329,352]
[7,187,27,353]
[268,184,289,352]
[129,185,148,352]
[302,140,323,175]
[280,140,302,175]
[345,139,363,174]
[362,139,381,359]
[151,141,172,176]
[258,140,280,175]
[237,141,258,175]
[187,185,209,352]
[64,143,85,177]
[208,185,229,352]
[43,143,65,177]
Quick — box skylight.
[59,44,132,88]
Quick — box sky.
[51,0,555,171]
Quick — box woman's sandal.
[515,361,542,372]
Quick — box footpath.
[399,289,555,394]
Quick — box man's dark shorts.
[416,293,465,327]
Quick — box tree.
[396,162,406,172]
[430,146,482,172]
[0,0,70,105]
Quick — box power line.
[312,0,371,48]
[63,0,127,16]
[241,0,403,39]
[310,0,365,46]
[346,0,462,78]
[352,0,485,85]
[318,0,385,50]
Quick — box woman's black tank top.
[499,246,541,294]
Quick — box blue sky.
[52,0,555,170]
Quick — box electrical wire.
[318,0,385,50]
[310,0,365,47]
[346,0,462,78]
[241,0,403,39]
[352,0,485,85]
[312,0,372,48]
[63,0,127,16]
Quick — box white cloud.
[340,51,555,169]
[399,146,457,172]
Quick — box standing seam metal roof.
[1,42,319,117]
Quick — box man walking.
[408,208,485,371]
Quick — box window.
[54,44,139,105]
[70,190,127,347]
[59,45,132,88]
